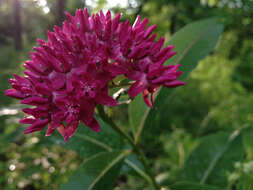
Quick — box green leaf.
[122,154,144,175]
[128,18,224,140]
[0,123,23,145]
[180,130,244,187]
[42,118,124,158]
[157,18,224,103]
[171,181,223,190]
[60,151,126,190]
[128,94,149,139]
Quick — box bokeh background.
[0,0,252,189]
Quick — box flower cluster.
[5,8,184,142]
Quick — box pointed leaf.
[180,130,244,187]
[128,94,148,137]
[60,151,126,190]
[129,18,224,140]
[157,18,224,107]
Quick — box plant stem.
[97,105,160,190]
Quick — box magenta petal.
[52,111,65,125]
[79,8,90,32]
[142,89,152,107]
[134,18,148,33]
[47,54,63,73]
[95,93,117,106]
[20,118,36,124]
[13,74,27,84]
[128,46,141,58]
[21,97,48,105]
[24,70,40,80]
[80,100,96,124]
[144,25,157,38]
[165,80,185,88]
[87,118,100,132]
[152,75,177,84]
[5,89,25,99]
[127,70,142,81]
[151,36,165,54]
[46,123,56,136]
[88,90,96,98]
[106,64,127,76]
[55,122,79,142]
[56,124,66,140]
[128,81,146,98]
[35,83,51,96]
[25,60,44,74]
[22,108,48,118]
[133,15,141,28]
[66,73,74,92]
[49,71,65,90]
[24,119,49,134]
[64,122,79,142]
[112,13,121,30]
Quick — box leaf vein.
[200,131,240,184]
[76,133,113,151]
[88,151,127,190]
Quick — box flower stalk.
[97,105,160,190]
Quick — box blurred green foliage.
[0,0,252,189]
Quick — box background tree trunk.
[170,13,177,35]
[13,0,22,50]
[57,0,66,25]
[135,0,148,18]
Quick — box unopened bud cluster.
[5,9,184,141]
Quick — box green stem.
[97,105,160,190]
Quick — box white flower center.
[83,85,91,92]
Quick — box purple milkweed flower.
[5,8,184,141]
